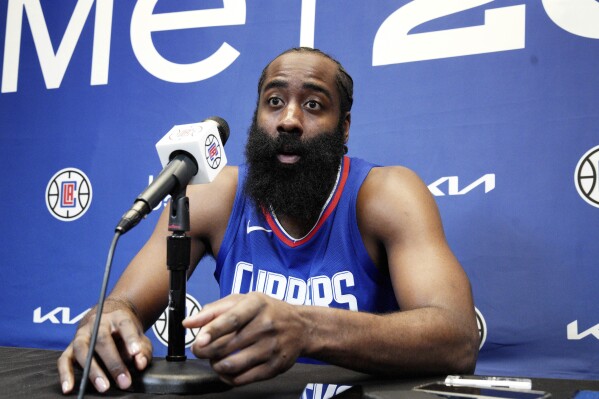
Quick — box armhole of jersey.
[214,166,245,281]
[348,164,382,282]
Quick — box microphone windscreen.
[205,116,230,145]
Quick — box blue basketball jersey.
[215,156,399,314]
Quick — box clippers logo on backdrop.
[46,168,92,221]
[152,294,202,348]
[204,134,222,169]
[575,145,599,208]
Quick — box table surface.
[1,346,597,399]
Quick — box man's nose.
[278,102,303,135]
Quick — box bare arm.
[184,166,478,385]
[301,166,479,373]
[57,166,238,394]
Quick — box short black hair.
[256,47,354,116]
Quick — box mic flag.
[155,117,229,185]
[116,117,230,234]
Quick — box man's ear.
[342,112,351,144]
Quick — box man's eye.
[306,100,320,110]
[268,97,282,106]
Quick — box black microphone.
[116,117,230,234]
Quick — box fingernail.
[136,355,148,369]
[95,377,108,392]
[117,373,130,389]
[195,332,210,346]
[213,360,231,373]
[130,341,141,354]
[62,380,70,393]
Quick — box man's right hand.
[57,299,153,395]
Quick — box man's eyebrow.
[302,82,333,102]
[262,79,288,93]
[262,79,333,102]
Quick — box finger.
[75,318,135,392]
[182,308,217,330]
[210,342,270,377]
[71,332,111,393]
[113,314,144,359]
[57,344,76,394]
[107,310,152,372]
[93,320,136,390]
[194,297,262,347]
[215,351,286,386]
[192,310,272,360]
[113,334,151,373]
[113,336,151,373]
[183,296,240,328]
[230,362,286,386]
[133,336,153,370]
[133,352,149,371]
[191,331,237,360]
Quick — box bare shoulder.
[357,165,441,243]
[207,165,239,193]
[187,165,238,201]
[363,165,425,190]
[359,165,435,214]
[187,165,239,238]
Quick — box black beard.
[244,120,346,223]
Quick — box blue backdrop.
[1,0,598,381]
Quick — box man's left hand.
[183,292,308,385]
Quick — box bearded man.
[58,47,479,395]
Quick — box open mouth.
[276,141,303,164]
[277,152,301,164]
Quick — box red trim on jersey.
[263,156,351,248]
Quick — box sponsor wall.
[1,0,598,381]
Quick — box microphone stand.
[131,188,228,394]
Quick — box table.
[1,346,598,398]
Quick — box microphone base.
[130,358,230,394]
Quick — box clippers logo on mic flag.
[156,120,228,185]
[205,134,222,169]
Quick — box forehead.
[261,52,339,99]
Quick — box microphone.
[116,117,229,234]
